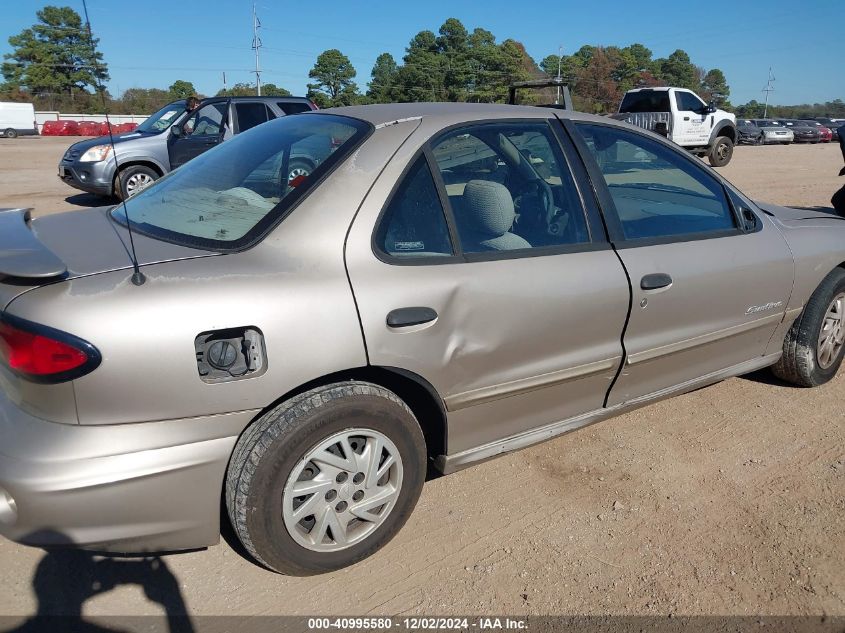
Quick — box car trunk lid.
[0,207,218,310]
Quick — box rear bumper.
[0,389,258,553]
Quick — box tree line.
[2,6,842,119]
[303,18,732,113]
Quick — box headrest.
[462,180,515,237]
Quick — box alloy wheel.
[282,428,403,552]
[817,292,845,369]
[126,172,155,195]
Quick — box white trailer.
[0,102,38,138]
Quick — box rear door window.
[234,102,270,132]
[430,122,591,253]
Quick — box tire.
[226,381,427,575]
[287,158,314,184]
[772,268,845,387]
[4,128,17,139]
[755,134,764,146]
[117,165,159,200]
[708,136,733,167]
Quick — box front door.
[673,90,710,145]
[168,101,229,169]
[346,119,630,455]
[571,122,794,406]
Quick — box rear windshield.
[135,101,187,133]
[619,91,671,113]
[110,113,371,250]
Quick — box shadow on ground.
[65,193,115,208]
[2,530,194,633]
[739,367,794,388]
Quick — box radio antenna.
[80,0,146,286]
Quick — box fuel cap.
[207,340,238,369]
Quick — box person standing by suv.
[181,96,201,135]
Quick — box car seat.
[459,180,531,252]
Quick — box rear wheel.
[117,165,159,199]
[708,136,733,166]
[226,382,427,575]
[4,128,17,138]
[772,268,845,386]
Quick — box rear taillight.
[0,315,100,383]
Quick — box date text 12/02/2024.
[306,617,527,630]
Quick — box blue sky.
[2,0,842,108]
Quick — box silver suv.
[58,96,316,199]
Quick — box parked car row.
[41,120,139,136]
[736,118,843,145]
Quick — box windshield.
[755,120,781,127]
[111,113,371,250]
[135,101,188,134]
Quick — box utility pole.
[252,3,262,96]
[556,45,563,105]
[222,71,227,93]
[762,67,775,118]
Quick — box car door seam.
[342,118,423,366]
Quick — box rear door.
[168,100,229,168]
[570,122,794,406]
[231,101,272,134]
[346,119,630,455]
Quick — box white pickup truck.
[612,87,737,166]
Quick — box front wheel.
[117,165,159,200]
[226,382,427,575]
[287,159,314,184]
[772,268,845,386]
[4,128,17,138]
[708,136,734,167]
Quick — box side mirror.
[706,102,717,114]
[170,124,183,138]
[654,122,669,137]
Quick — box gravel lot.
[0,137,843,620]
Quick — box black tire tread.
[225,381,416,574]
[772,268,845,387]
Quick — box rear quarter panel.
[4,120,419,425]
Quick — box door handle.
[683,116,690,121]
[386,307,438,328]
[641,273,673,290]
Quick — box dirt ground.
[0,137,843,619]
